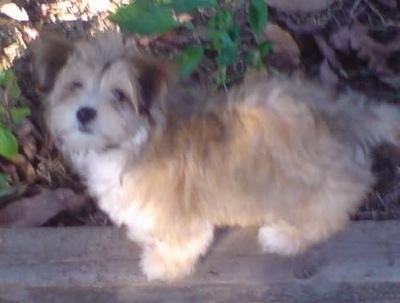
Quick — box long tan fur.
[33,31,400,281]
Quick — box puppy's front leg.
[258,222,305,256]
[139,222,214,281]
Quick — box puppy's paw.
[258,224,303,256]
[139,222,214,281]
[140,246,196,281]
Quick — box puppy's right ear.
[130,56,177,117]
[32,33,74,93]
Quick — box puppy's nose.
[76,107,97,124]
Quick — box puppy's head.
[33,31,174,152]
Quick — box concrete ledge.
[0,221,399,302]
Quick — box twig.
[350,0,361,18]
[314,35,348,78]
[364,0,386,25]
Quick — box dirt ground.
[1,0,400,227]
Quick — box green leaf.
[206,29,220,47]
[248,0,268,37]
[245,49,264,69]
[208,10,232,31]
[258,40,273,57]
[228,23,240,43]
[0,69,13,87]
[177,46,204,80]
[161,0,217,13]
[0,125,18,160]
[11,107,31,125]
[0,173,9,189]
[9,81,20,99]
[0,105,7,116]
[216,32,237,66]
[0,185,19,202]
[109,0,180,35]
[0,69,20,99]
[215,65,227,87]
[245,50,258,65]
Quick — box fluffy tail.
[320,91,400,151]
[235,78,400,151]
[362,102,400,148]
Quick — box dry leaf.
[329,27,351,52]
[244,68,269,85]
[14,119,40,162]
[330,23,400,88]
[0,188,87,227]
[265,0,335,13]
[262,23,300,72]
[314,35,341,70]
[0,3,29,21]
[319,60,338,87]
[377,0,397,8]
[379,75,400,88]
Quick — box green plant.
[246,0,272,69]
[0,68,30,195]
[109,0,272,87]
[109,0,217,35]
[0,173,18,200]
[205,8,239,86]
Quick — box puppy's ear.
[131,56,177,117]
[32,32,74,93]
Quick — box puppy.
[33,31,400,281]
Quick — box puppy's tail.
[364,103,400,148]
[323,92,400,151]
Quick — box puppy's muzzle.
[76,106,97,133]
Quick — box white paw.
[138,222,214,281]
[140,247,195,281]
[258,225,302,256]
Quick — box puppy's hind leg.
[140,222,214,281]
[258,222,304,256]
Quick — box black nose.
[76,107,97,124]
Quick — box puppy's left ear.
[130,56,177,117]
[31,32,75,93]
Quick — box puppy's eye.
[69,81,83,90]
[113,89,127,103]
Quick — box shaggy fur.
[33,31,400,281]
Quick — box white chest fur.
[67,147,155,245]
[70,149,128,224]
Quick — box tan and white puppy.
[33,31,400,281]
